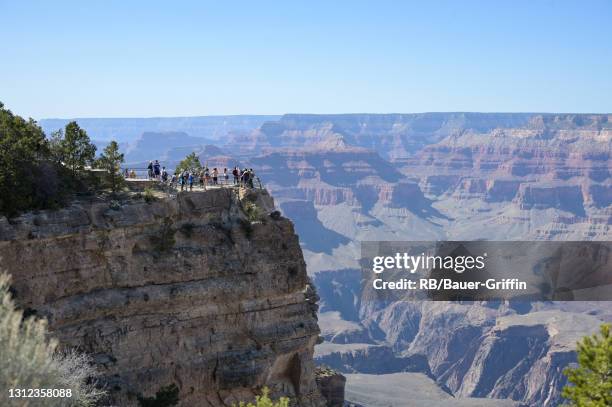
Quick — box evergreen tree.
[48,129,65,164]
[0,102,53,216]
[97,141,125,194]
[61,121,96,175]
[176,152,202,173]
[0,103,100,216]
[563,323,612,406]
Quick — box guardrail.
[123,170,264,193]
[122,168,258,186]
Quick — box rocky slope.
[0,188,327,406]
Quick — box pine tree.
[562,324,612,406]
[61,121,96,175]
[0,102,50,216]
[176,152,202,173]
[97,141,125,194]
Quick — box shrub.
[137,383,179,407]
[242,201,263,222]
[234,387,289,407]
[144,188,157,203]
[0,273,105,406]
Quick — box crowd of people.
[171,166,257,191]
[122,161,258,192]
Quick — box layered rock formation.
[0,188,327,406]
[314,367,345,407]
[38,112,612,406]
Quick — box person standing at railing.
[212,168,218,185]
[147,161,154,179]
[204,167,210,188]
[181,169,188,191]
[240,168,248,188]
[153,160,161,180]
[223,168,229,185]
[248,168,255,188]
[233,167,240,185]
[161,167,168,182]
[188,172,194,191]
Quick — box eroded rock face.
[315,367,346,407]
[0,188,325,407]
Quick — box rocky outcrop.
[315,344,431,376]
[315,367,345,407]
[366,303,606,407]
[0,188,326,407]
[515,184,586,215]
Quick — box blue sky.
[1,0,611,118]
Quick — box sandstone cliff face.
[0,188,326,407]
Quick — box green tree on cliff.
[562,323,612,406]
[97,140,125,194]
[176,152,202,173]
[1,102,103,216]
[0,102,69,216]
[53,121,97,176]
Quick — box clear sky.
[1,0,611,119]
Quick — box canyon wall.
[0,188,326,406]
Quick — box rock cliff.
[0,188,327,406]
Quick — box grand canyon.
[37,112,611,406]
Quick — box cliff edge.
[0,188,327,406]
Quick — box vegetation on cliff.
[0,102,74,217]
[97,140,125,194]
[49,121,96,177]
[0,274,105,406]
[563,323,612,406]
[0,102,127,217]
[235,387,289,407]
[176,151,202,173]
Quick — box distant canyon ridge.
[40,113,612,406]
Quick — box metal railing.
[123,168,264,193]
